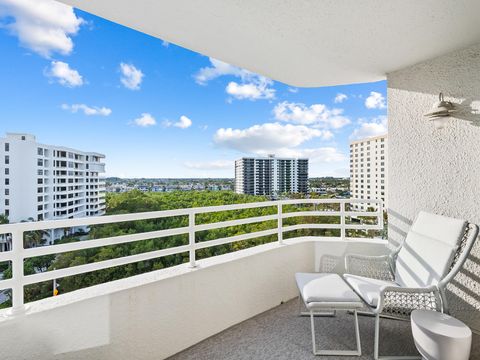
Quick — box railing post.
[10,229,25,315]
[188,211,197,268]
[378,200,384,231]
[277,203,283,244]
[340,202,346,240]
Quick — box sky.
[0,0,387,178]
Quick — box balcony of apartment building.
[1,1,480,360]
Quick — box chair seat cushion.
[343,274,399,307]
[295,273,361,304]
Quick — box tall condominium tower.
[235,155,308,196]
[0,133,106,246]
[349,134,387,210]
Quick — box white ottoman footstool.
[411,310,472,360]
[295,273,364,356]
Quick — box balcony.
[0,199,395,359]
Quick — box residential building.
[235,155,308,196]
[0,133,106,244]
[349,134,387,210]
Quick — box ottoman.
[295,273,364,356]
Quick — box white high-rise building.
[349,134,387,210]
[0,133,106,247]
[235,155,308,196]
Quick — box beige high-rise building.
[349,134,387,210]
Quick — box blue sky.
[0,0,387,178]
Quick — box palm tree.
[21,218,48,249]
[0,214,8,225]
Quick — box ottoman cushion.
[295,273,361,305]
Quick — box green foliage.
[3,190,385,306]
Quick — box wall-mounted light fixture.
[424,92,456,129]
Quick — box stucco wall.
[0,239,387,360]
[387,43,480,331]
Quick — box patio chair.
[343,211,479,359]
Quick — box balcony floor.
[168,298,480,360]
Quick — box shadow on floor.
[168,298,480,360]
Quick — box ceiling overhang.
[58,0,480,87]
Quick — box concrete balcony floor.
[169,298,480,360]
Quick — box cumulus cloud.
[194,58,250,85]
[132,113,156,127]
[120,63,144,90]
[45,61,83,87]
[214,123,332,154]
[350,116,387,139]
[226,78,275,101]
[365,91,386,109]
[163,115,193,129]
[61,104,111,116]
[184,160,233,170]
[0,0,84,58]
[194,57,275,101]
[288,87,299,93]
[272,147,347,163]
[334,93,348,103]
[273,101,350,129]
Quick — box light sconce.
[424,92,456,129]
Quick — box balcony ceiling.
[58,0,480,87]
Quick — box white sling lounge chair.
[343,211,478,360]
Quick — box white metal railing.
[0,198,382,313]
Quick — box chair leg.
[374,313,422,360]
[374,313,380,360]
[310,310,361,356]
[310,311,317,354]
[354,309,362,355]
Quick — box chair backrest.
[394,211,467,288]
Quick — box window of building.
[5,168,9,175]
[5,178,9,185]
[5,199,9,206]
[4,155,9,164]
[5,189,9,196]
[5,143,9,151]
[21,136,26,141]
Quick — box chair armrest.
[375,285,442,317]
[345,254,394,281]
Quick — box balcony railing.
[0,198,382,314]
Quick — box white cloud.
[365,91,386,109]
[194,57,250,85]
[120,63,144,90]
[46,61,83,87]
[334,93,348,103]
[273,101,350,129]
[214,123,332,154]
[61,104,111,116]
[0,0,84,58]
[288,87,299,93]
[163,115,193,129]
[350,116,387,140]
[132,113,156,127]
[161,40,169,47]
[226,78,275,101]
[184,160,233,170]
[272,147,347,163]
[194,57,275,101]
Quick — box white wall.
[0,239,386,360]
[387,43,480,331]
